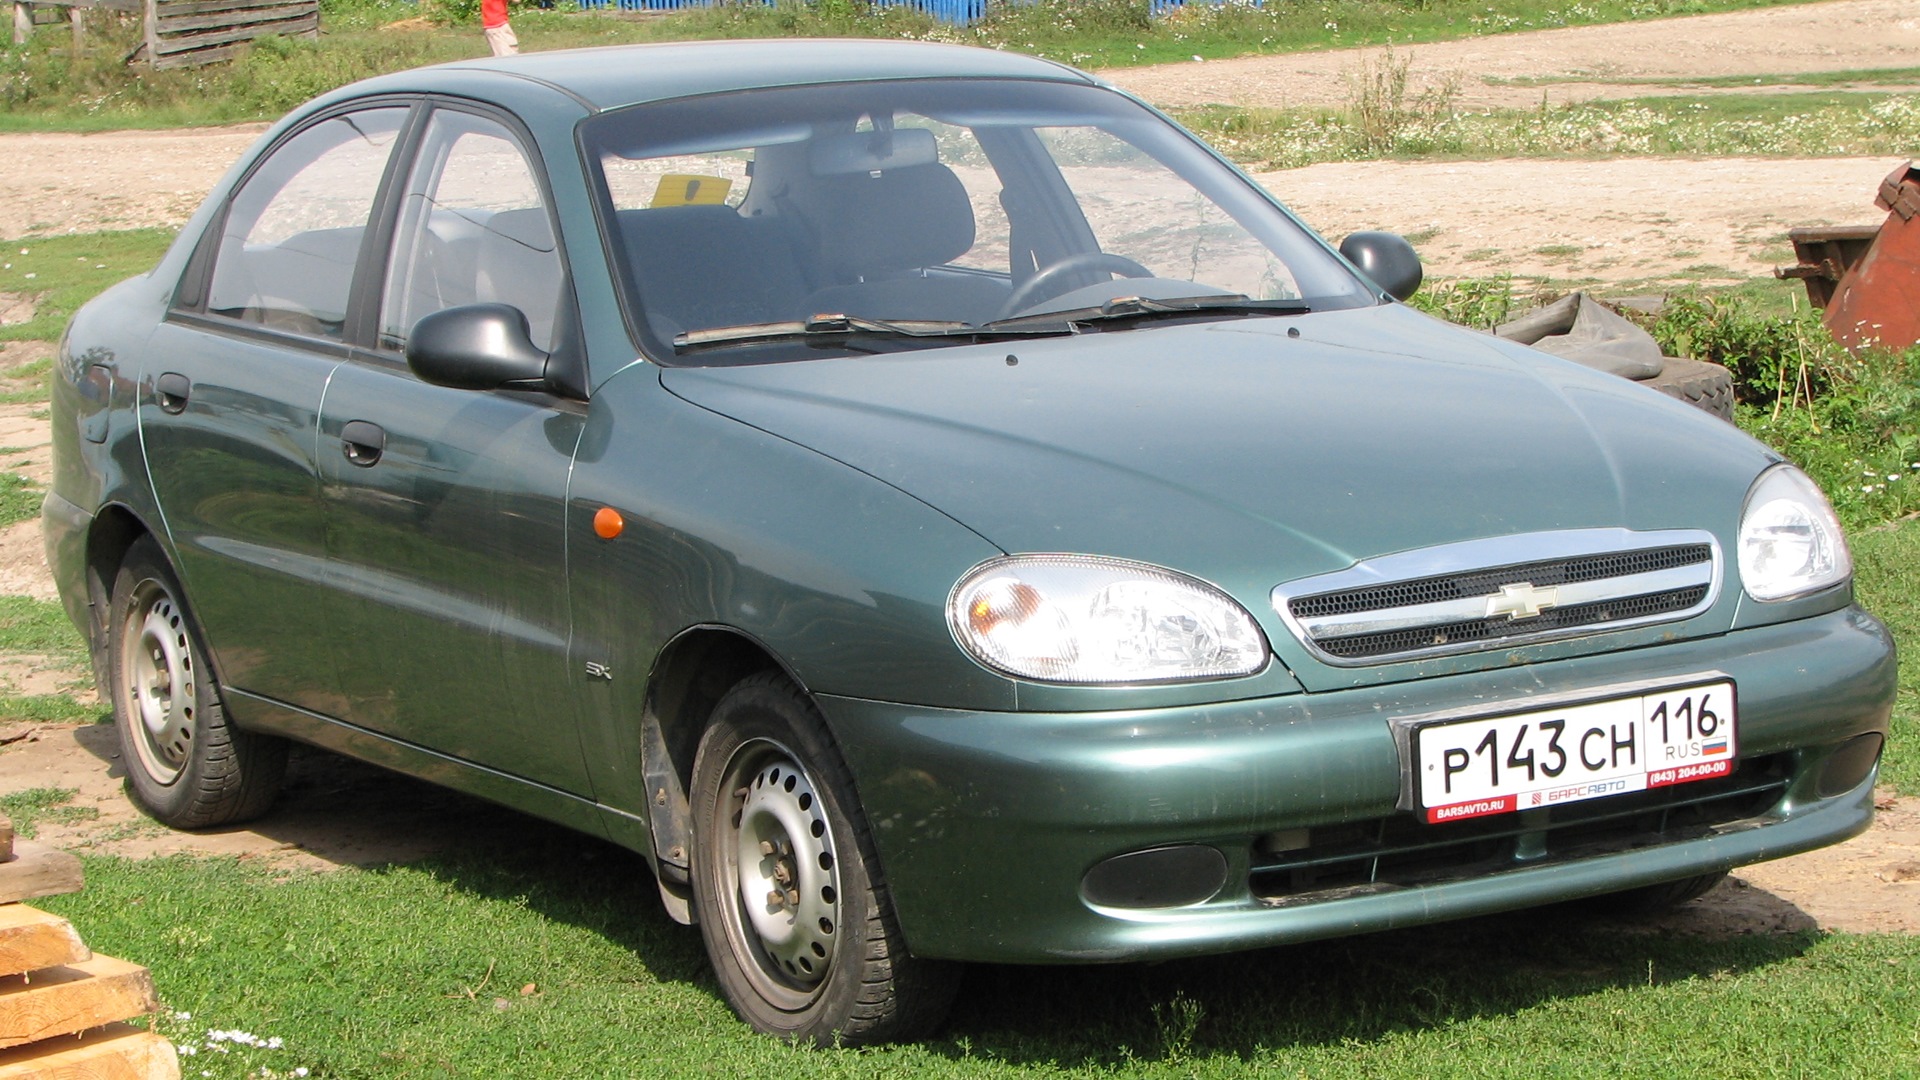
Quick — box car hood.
[661,304,1775,674]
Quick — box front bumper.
[820,605,1893,964]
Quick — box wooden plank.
[0,1022,179,1080]
[147,37,240,66]
[152,0,306,16]
[156,3,313,33]
[0,908,89,980]
[0,844,82,907]
[11,3,29,46]
[150,11,311,51]
[0,957,157,1050]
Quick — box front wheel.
[107,537,287,828]
[689,672,956,1045]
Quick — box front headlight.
[947,555,1269,684]
[1738,464,1851,601]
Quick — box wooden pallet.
[0,814,178,1080]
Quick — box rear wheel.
[108,538,287,828]
[689,672,956,1045]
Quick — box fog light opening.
[1081,845,1229,910]
[1816,733,1884,798]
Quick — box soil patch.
[1260,154,1897,287]
[1107,0,1920,110]
[0,125,266,240]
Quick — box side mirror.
[1339,231,1424,302]
[406,304,550,392]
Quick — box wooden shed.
[10,0,317,69]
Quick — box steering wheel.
[998,252,1154,319]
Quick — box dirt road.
[1106,0,1920,110]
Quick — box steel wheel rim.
[118,578,196,786]
[716,738,842,1010]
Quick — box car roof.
[344,39,1099,114]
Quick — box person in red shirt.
[482,0,517,56]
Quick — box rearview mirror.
[1339,231,1424,302]
[406,304,550,392]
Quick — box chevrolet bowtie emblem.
[1486,581,1559,620]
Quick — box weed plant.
[1180,92,1920,168]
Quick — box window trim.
[357,95,589,402]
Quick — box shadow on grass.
[58,734,1825,1065]
[935,918,1819,1067]
[209,747,1821,1064]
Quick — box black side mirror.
[1339,231,1424,302]
[406,304,550,392]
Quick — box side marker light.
[593,506,625,539]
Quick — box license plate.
[1414,681,1736,824]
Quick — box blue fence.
[575,0,1214,27]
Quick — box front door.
[315,104,589,793]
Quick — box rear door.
[314,103,590,793]
[142,103,412,713]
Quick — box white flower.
[179,1046,197,1056]
[1890,475,1901,482]
[267,1037,284,1050]
[295,1070,310,1078]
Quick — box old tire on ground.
[690,672,956,1045]
[108,537,287,828]
[1638,357,1735,422]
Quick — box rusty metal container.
[1776,161,1920,351]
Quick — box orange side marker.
[593,506,625,539]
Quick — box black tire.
[1596,870,1729,915]
[1639,357,1735,422]
[107,537,287,828]
[689,672,957,1046]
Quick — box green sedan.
[44,39,1893,1046]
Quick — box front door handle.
[340,420,386,468]
[154,372,190,415]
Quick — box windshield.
[581,79,1374,363]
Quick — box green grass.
[0,229,177,341]
[29,841,1920,1078]
[0,595,89,662]
[0,0,1826,130]
[1177,90,1920,168]
[1853,522,1920,795]
[0,786,96,838]
[0,472,40,528]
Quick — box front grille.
[1291,544,1712,619]
[1272,530,1721,665]
[1249,753,1790,905]
[1316,585,1709,660]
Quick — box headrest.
[813,163,975,277]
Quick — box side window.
[205,108,409,339]
[381,110,563,353]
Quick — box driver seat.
[798,163,1010,325]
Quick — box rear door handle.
[154,372,190,415]
[340,420,386,467]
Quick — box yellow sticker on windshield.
[650,174,733,208]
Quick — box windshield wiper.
[986,294,1311,331]
[673,313,1069,354]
